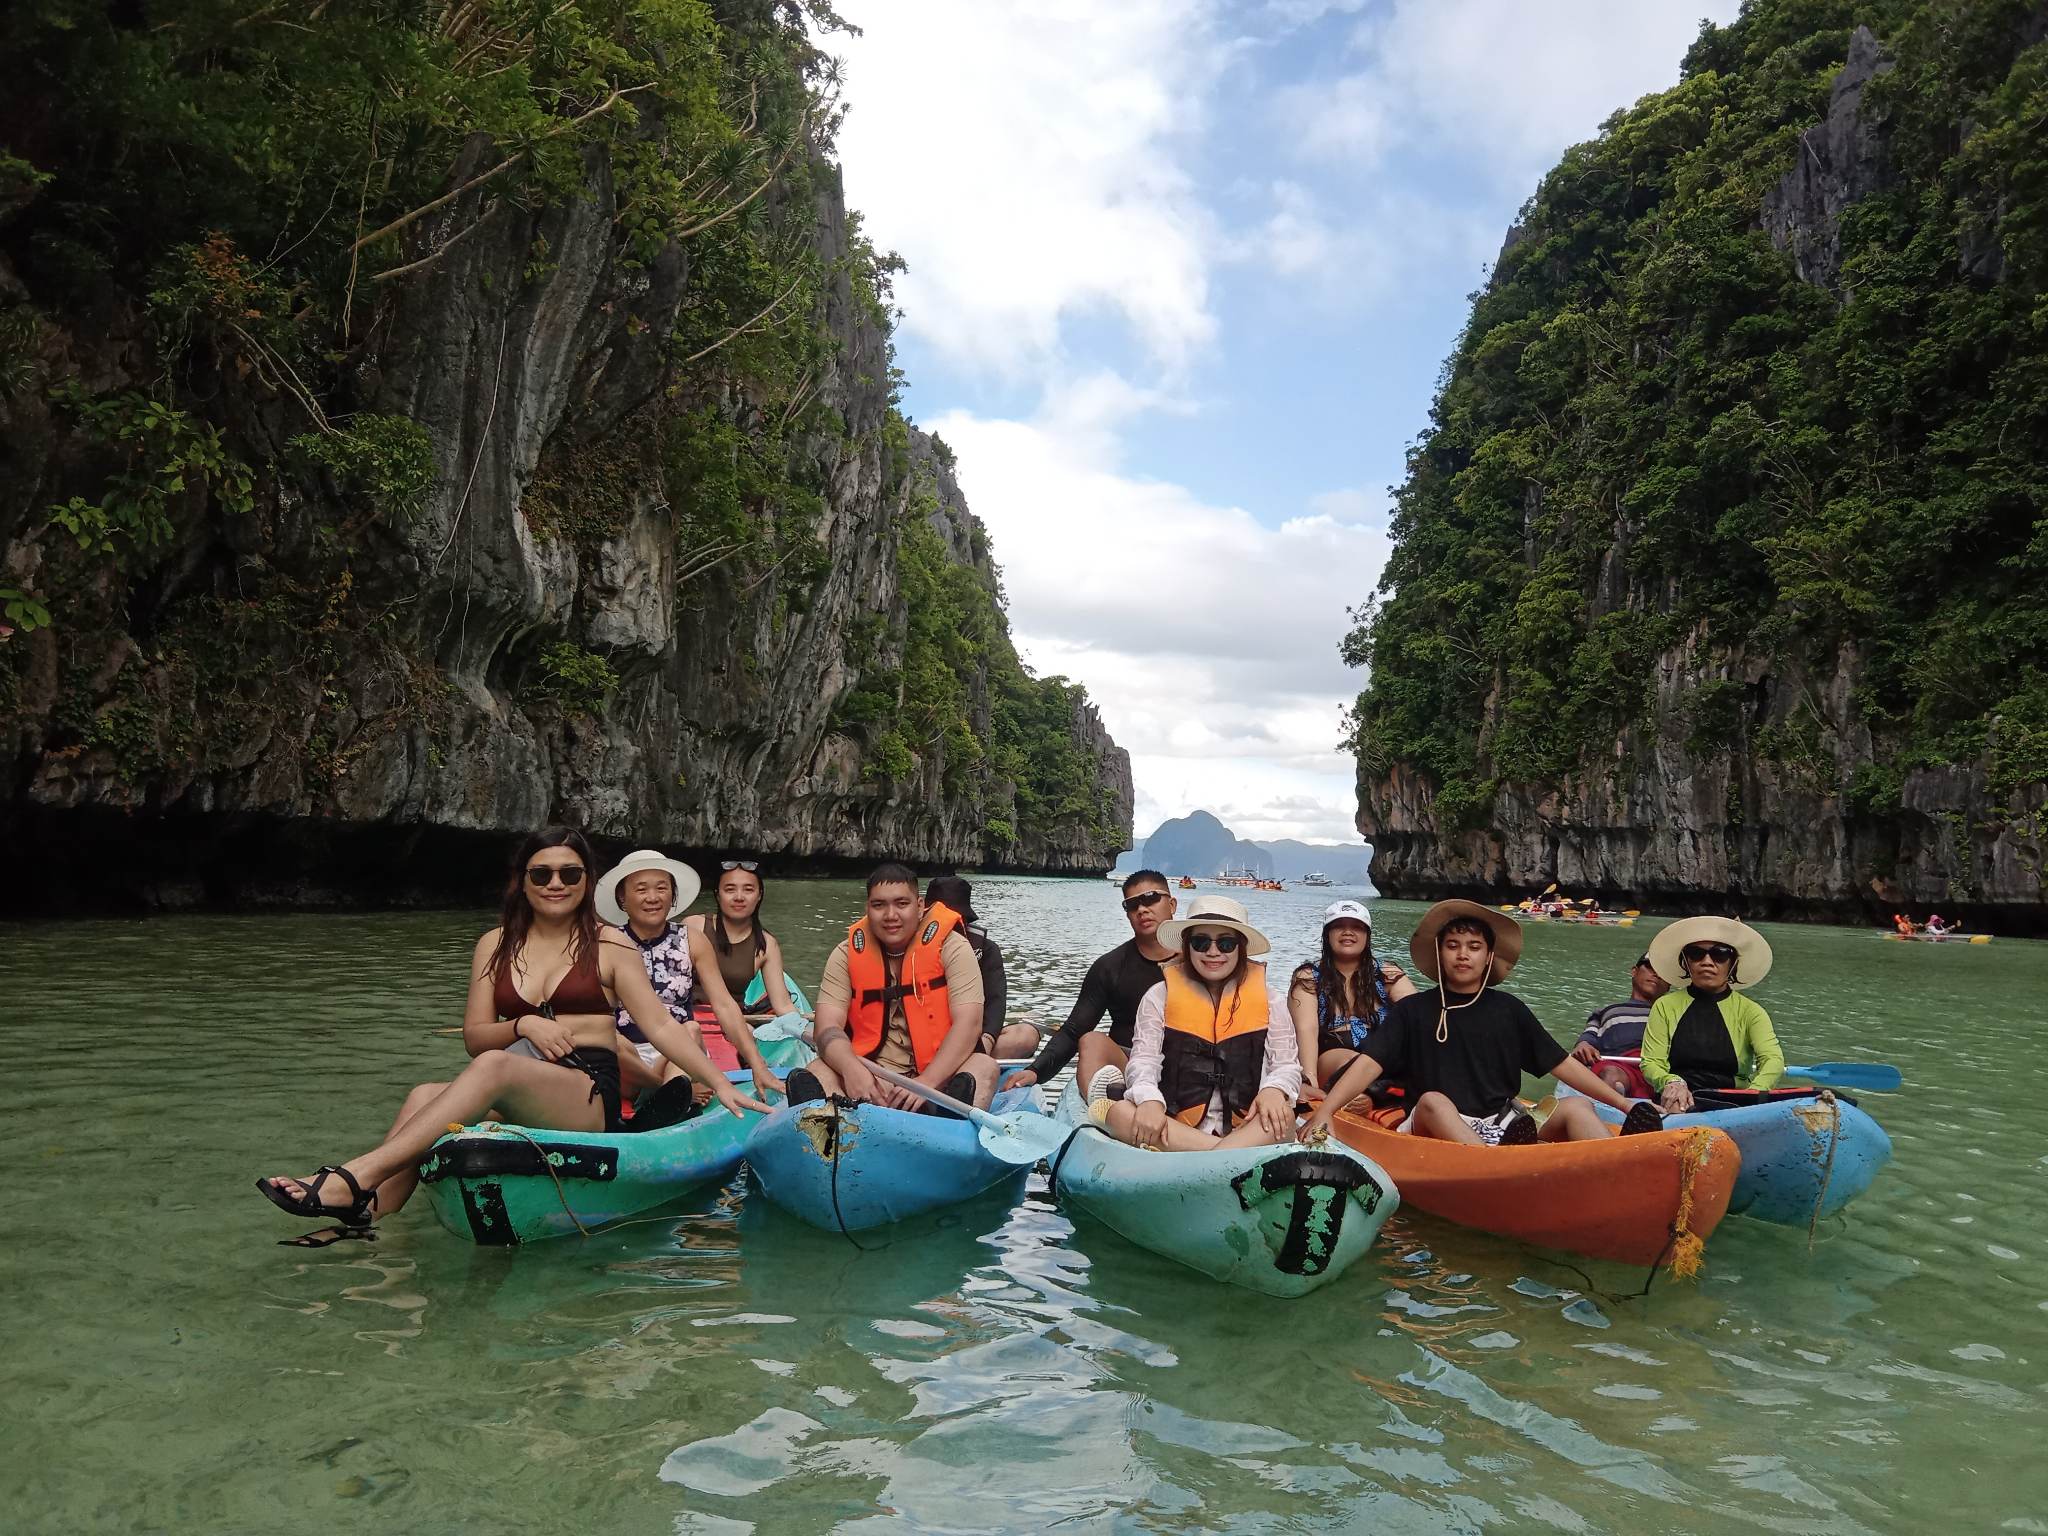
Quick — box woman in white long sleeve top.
[1091,895,1301,1151]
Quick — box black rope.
[826,1098,878,1253]
[1045,1120,1106,1201]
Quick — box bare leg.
[1538,1097,1612,1143]
[1404,1091,1485,1145]
[262,1054,608,1218]
[1075,1034,1127,1085]
[1315,1048,1361,1092]
[991,1023,1041,1060]
[960,1052,1001,1109]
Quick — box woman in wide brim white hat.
[1638,916,1785,1114]
[1091,894,1304,1153]
[595,850,701,927]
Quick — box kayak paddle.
[867,1064,1067,1165]
[1782,1061,1902,1091]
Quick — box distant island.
[1112,810,1379,889]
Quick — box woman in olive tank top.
[687,863,798,1017]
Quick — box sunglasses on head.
[526,864,586,888]
[720,860,760,873]
[1121,890,1167,913]
[1185,930,1241,955]
[1680,943,1737,964]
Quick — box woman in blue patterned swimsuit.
[1287,900,1416,1101]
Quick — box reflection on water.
[3,882,2048,1531]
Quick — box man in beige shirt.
[789,863,999,1111]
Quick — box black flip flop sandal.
[1620,1102,1666,1136]
[277,1223,377,1249]
[256,1164,375,1226]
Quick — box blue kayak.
[1046,1083,1399,1297]
[744,1078,1047,1232]
[1565,1086,1892,1225]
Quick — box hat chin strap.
[1435,940,1490,1043]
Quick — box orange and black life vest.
[845,902,964,1071]
[1158,958,1270,1127]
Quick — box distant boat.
[1302,872,1332,887]
[1178,876,1197,889]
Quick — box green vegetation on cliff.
[0,0,1122,864]
[1347,0,2048,836]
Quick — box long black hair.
[484,826,600,984]
[1293,925,1384,1028]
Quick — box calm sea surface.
[4,877,2046,1533]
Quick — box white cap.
[1322,900,1372,929]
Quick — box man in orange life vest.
[786,862,1002,1112]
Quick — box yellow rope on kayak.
[1806,1089,1840,1254]
[1668,1127,1716,1281]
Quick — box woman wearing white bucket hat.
[1090,895,1305,1151]
[1287,900,1416,1102]
[1638,917,1784,1113]
[595,849,786,1113]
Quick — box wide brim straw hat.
[1158,894,1271,957]
[1409,899,1523,985]
[1647,916,1772,988]
[595,849,701,926]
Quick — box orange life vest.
[1157,958,1270,1127]
[845,902,964,1071]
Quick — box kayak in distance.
[418,1067,802,1247]
[745,1075,1048,1233]
[1327,1103,1739,1274]
[1562,1084,1892,1227]
[1045,1081,1399,1298]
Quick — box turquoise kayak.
[745,1078,1047,1232]
[1045,1083,1399,1297]
[418,1064,802,1246]
[1564,1085,1891,1225]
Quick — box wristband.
[511,1017,524,1041]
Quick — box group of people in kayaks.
[256,831,1790,1242]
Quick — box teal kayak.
[745,1078,1048,1232]
[418,1065,802,1246]
[1045,1083,1400,1297]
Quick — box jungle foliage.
[1345,0,2048,829]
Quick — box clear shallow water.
[4,878,2047,1533]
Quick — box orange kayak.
[1328,1108,1740,1271]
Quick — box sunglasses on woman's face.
[527,864,586,888]
[1680,944,1736,964]
[1185,931,1241,955]
[1121,890,1167,913]
[721,860,760,872]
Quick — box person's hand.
[1299,1105,1334,1143]
[751,1064,786,1102]
[515,1015,576,1061]
[715,1082,773,1117]
[1251,1087,1294,1141]
[1005,1069,1037,1088]
[1299,1076,1326,1105]
[1131,1100,1169,1149]
[838,1058,883,1105]
[1570,1041,1601,1067]
[1660,1078,1694,1114]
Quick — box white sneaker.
[1085,1066,1126,1105]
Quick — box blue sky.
[834,0,1741,846]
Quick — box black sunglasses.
[527,864,586,888]
[1680,943,1737,964]
[720,860,760,872]
[1121,891,1167,913]
[1185,931,1241,955]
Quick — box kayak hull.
[1048,1084,1399,1297]
[1329,1108,1739,1269]
[744,1081,1046,1232]
[1567,1088,1891,1225]
[418,1069,783,1247]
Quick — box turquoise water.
[3,878,2046,1532]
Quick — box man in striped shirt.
[1570,955,1670,1094]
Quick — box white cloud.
[834,1,1225,375]
[931,385,1386,842]
[1282,0,1744,186]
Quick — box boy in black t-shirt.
[1300,900,1660,1146]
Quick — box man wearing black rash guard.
[1009,870,1179,1095]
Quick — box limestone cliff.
[0,3,1130,910]
[1350,3,2048,932]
